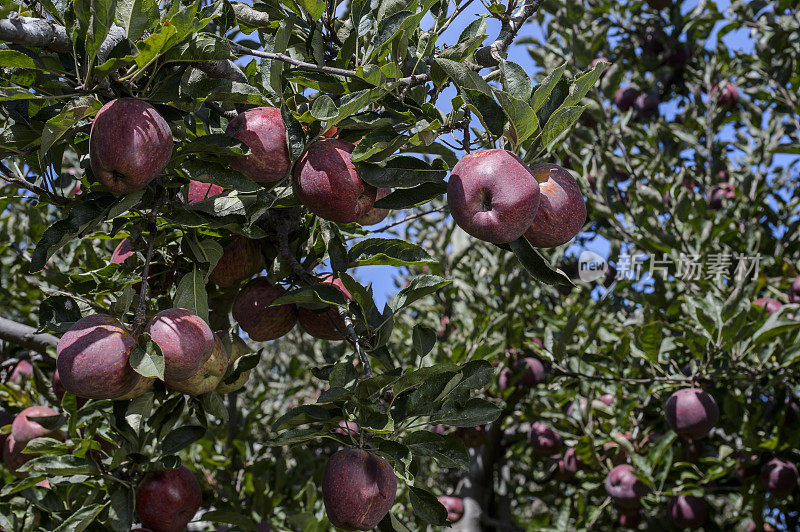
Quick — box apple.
[708,182,736,209]
[225,107,291,183]
[321,449,397,530]
[559,448,584,475]
[437,495,464,522]
[51,370,89,407]
[136,465,202,532]
[292,139,377,223]
[614,88,640,111]
[146,308,214,382]
[734,451,760,481]
[186,180,223,204]
[760,458,798,495]
[357,187,392,226]
[712,81,739,106]
[633,92,659,119]
[4,406,64,475]
[669,495,707,528]
[56,314,142,399]
[447,149,541,243]
[233,278,298,341]
[90,99,173,194]
[523,163,586,248]
[499,357,546,391]
[529,422,562,455]
[297,275,352,340]
[216,335,252,394]
[8,360,33,382]
[334,420,360,436]
[753,298,781,315]
[208,237,264,288]
[167,334,228,395]
[789,276,800,303]
[618,510,641,529]
[605,464,647,510]
[664,388,719,439]
[115,375,155,401]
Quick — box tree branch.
[230,43,359,79]
[133,189,165,334]
[0,316,58,353]
[474,0,545,67]
[0,160,74,205]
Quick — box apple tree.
[0,0,799,530]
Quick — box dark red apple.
[499,357,546,391]
[735,452,760,481]
[708,182,736,209]
[136,465,202,532]
[186,181,223,203]
[669,495,707,528]
[208,237,264,288]
[753,298,781,315]
[619,510,641,529]
[523,163,586,248]
[712,81,739,106]
[297,275,352,340]
[321,449,397,530]
[8,360,33,382]
[146,308,215,382]
[357,187,392,226]
[664,388,719,439]
[789,276,800,303]
[334,420,360,436]
[292,139,376,223]
[56,314,141,399]
[633,92,659,119]
[232,278,297,341]
[167,334,228,395]
[447,149,541,243]
[559,448,583,475]
[437,495,464,522]
[226,107,291,183]
[90,99,173,194]
[605,464,647,510]
[614,88,640,111]
[529,422,562,455]
[760,458,798,495]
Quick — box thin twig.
[230,43,359,79]
[0,160,73,205]
[373,206,446,233]
[133,189,165,333]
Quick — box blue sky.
[355,0,769,307]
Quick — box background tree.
[0,0,799,531]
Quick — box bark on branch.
[0,316,58,353]
[474,0,545,67]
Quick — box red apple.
[664,388,719,439]
[8,360,33,382]
[56,314,141,399]
[292,139,376,223]
[529,422,562,455]
[499,357,546,391]
[760,458,798,495]
[146,308,215,382]
[297,275,352,340]
[437,495,464,522]
[90,99,173,194]
[605,464,647,510]
[447,149,541,243]
[523,163,586,248]
[226,107,291,183]
[619,510,641,529]
[753,298,781,315]
[712,81,739,106]
[357,187,392,226]
[669,495,707,528]
[232,278,297,341]
[136,465,202,532]
[208,237,264,288]
[614,88,640,111]
[186,181,223,203]
[321,449,397,530]
[633,92,659,119]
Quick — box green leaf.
[394,275,452,310]
[412,325,436,358]
[530,62,566,112]
[561,60,609,108]
[130,333,165,380]
[108,486,135,532]
[162,32,235,63]
[201,511,257,531]
[500,60,533,101]
[311,95,338,120]
[22,454,93,476]
[30,194,115,272]
[494,89,538,144]
[540,105,586,147]
[173,267,209,322]
[350,127,407,162]
[349,238,436,267]
[116,0,158,41]
[433,58,493,97]
[85,0,117,64]
[300,0,325,19]
[409,487,447,526]
[161,425,207,454]
[405,431,469,470]
[0,50,39,70]
[432,398,501,427]
[40,96,103,154]
[53,503,107,532]
[356,156,448,189]
[508,237,574,286]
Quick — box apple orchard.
[0,0,798,530]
